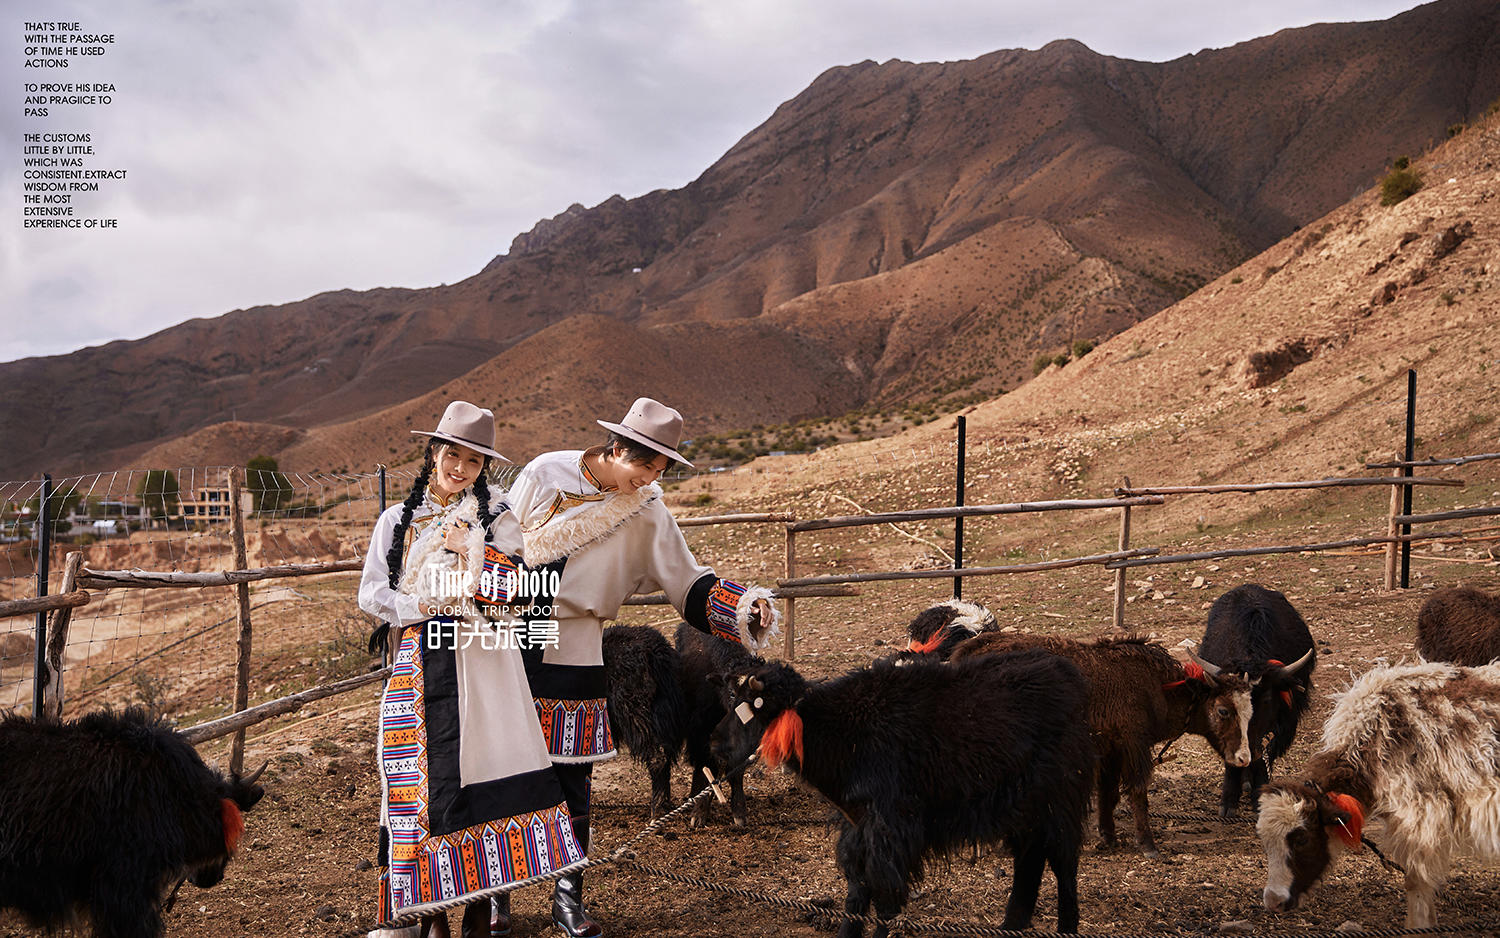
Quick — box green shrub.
[1380,165,1423,206]
[1053,353,1071,368]
[1032,354,1054,375]
[1071,339,1095,358]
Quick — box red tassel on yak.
[760,709,804,770]
[222,798,245,854]
[1163,660,1206,690]
[907,631,946,654]
[1267,659,1295,708]
[1327,792,1364,850]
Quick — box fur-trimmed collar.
[398,490,491,601]
[522,482,661,567]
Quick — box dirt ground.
[6,535,1497,938]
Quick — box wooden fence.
[4,453,1495,752]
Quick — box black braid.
[386,443,435,589]
[473,461,497,541]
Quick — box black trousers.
[555,761,593,846]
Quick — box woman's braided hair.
[386,443,435,589]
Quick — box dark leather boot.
[490,894,512,938]
[419,912,451,938]
[551,871,601,937]
[458,899,490,938]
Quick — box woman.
[360,401,583,938]
[506,397,778,938]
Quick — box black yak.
[600,623,759,826]
[0,707,264,938]
[950,633,1254,856]
[1199,583,1316,817]
[1416,585,1500,665]
[602,624,689,817]
[712,650,1094,937]
[1257,661,1500,927]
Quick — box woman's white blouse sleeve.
[358,506,427,626]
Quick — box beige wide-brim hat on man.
[597,397,695,468]
[411,400,509,462]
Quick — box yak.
[0,707,264,938]
[899,599,996,659]
[600,623,760,826]
[712,650,1094,937]
[1198,583,1316,817]
[951,632,1254,856]
[1416,585,1500,665]
[1257,661,1500,927]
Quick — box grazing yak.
[1416,585,1500,665]
[900,599,996,658]
[1198,584,1316,817]
[0,707,265,938]
[950,633,1254,856]
[1257,661,1500,928]
[712,650,1094,937]
[602,624,689,817]
[600,623,760,825]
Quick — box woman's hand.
[442,520,470,555]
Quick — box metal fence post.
[1113,477,1131,631]
[1400,369,1416,588]
[954,416,965,600]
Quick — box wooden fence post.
[784,526,797,660]
[1384,463,1402,591]
[1113,478,1131,631]
[42,551,84,721]
[228,469,254,774]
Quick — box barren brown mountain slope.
[4,0,1498,478]
[676,105,1500,546]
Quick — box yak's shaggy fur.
[0,707,264,938]
[1416,586,1500,666]
[712,650,1094,937]
[951,633,1253,856]
[1257,661,1500,927]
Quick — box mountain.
[4,0,1498,478]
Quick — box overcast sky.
[2,0,1426,363]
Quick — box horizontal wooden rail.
[623,584,859,605]
[1105,531,1460,569]
[676,512,796,528]
[1115,476,1463,496]
[0,590,90,620]
[1367,452,1500,469]
[1391,506,1500,525]
[78,559,362,590]
[180,667,391,745]
[779,548,1160,588]
[787,497,1164,533]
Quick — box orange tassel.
[221,798,245,854]
[759,709,804,770]
[1327,792,1364,850]
[907,631,946,654]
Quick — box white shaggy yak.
[1256,661,1500,927]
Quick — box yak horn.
[240,760,269,786]
[746,675,764,694]
[1186,645,1223,679]
[1273,648,1315,678]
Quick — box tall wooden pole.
[42,551,84,721]
[33,474,52,719]
[228,469,254,774]
[783,527,797,660]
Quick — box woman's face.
[432,443,485,498]
[602,446,669,492]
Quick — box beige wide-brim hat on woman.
[411,400,509,462]
[597,397,695,467]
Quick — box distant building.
[179,483,253,521]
